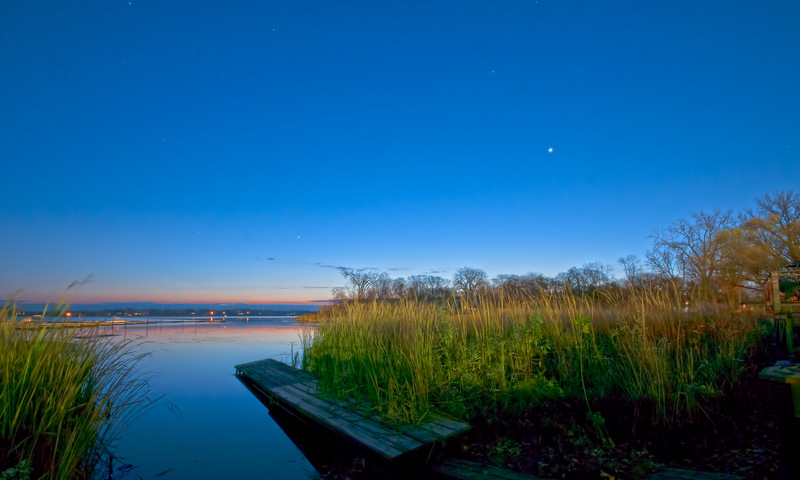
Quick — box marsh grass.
[1,303,154,480]
[302,287,762,430]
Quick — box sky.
[1,0,798,305]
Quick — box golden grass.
[302,287,762,427]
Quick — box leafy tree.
[716,190,800,295]
[740,190,800,266]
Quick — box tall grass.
[302,288,762,429]
[0,303,154,480]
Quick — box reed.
[0,303,154,480]
[302,288,761,429]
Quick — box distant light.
[66,312,71,317]
[547,147,553,153]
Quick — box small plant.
[0,460,31,480]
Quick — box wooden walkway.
[430,459,545,479]
[645,468,741,480]
[235,358,470,460]
[430,461,742,480]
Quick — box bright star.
[548,147,553,153]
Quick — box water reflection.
[110,317,319,479]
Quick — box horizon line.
[5,299,332,306]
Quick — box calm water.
[107,317,320,480]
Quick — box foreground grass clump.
[0,304,153,480]
[302,289,763,430]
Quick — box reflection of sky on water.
[110,318,318,480]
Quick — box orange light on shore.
[66,312,71,317]
[209,311,214,315]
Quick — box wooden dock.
[645,468,741,480]
[430,459,545,479]
[235,358,470,461]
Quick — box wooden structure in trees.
[764,264,800,354]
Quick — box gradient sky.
[2,1,798,304]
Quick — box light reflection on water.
[109,317,319,480]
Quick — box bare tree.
[405,275,451,300]
[372,272,395,301]
[493,274,523,298]
[581,262,614,290]
[337,268,378,301]
[645,243,680,280]
[391,277,407,299]
[649,208,735,301]
[453,267,488,301]
[556,263,613,295]
[618,254,642,287]
[559,267,586,293]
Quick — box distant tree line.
[331,190,799,306]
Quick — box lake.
[107,317,321,479]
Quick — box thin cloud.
[318,264,345,270]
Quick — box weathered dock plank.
[644,468,742,480]
[235,358,470,460]
[430,459,545,480]
[431,462,742,480]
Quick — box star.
[548,147,553,153]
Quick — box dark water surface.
[109,317,319,479]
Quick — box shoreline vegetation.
[0,303,155,480]
[294,189,799,477]
[299,288,789,479]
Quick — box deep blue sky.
[2,1,798,303]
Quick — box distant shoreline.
[5,307,318,318]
